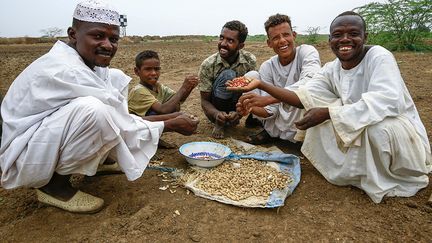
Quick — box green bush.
[356,0,431,51]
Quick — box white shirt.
[257,44,321,141]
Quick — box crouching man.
[0,0,198,213]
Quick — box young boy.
[128,50,199,117]
[128,50,199,148]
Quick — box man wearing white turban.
[0,0,199,213]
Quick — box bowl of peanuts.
[179,141,232,168]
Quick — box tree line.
[38,0,431,51]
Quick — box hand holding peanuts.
[226,76,260,92]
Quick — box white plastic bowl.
[179,141,232,168]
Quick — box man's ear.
[238,42,245,50]
[364,32,368,44]
[67,27,77,44]
[134,66,139,76]
[293,31,297,39]
[267,38,271,48]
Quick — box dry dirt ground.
[0,40,431,242]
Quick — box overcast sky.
[0,0,386,38]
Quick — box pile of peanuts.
[207,138,263,154]
[193,158,292,201]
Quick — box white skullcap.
[73,0,120,26]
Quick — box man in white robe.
[0,94,2,144]
[0,0,198,213]
[242,14,321,144]
[232,11,431,203]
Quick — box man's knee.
[367,117,429,176]
[213,69,236,92]
[212,69,238,102]
[245,70,260,79]
[69,97,110,124]
[366,118,394,144]
[366,117,412,147]
[217,69,236,81]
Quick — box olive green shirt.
[128,82,176,116]
[198,50,257,92]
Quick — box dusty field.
[0,40,431,242]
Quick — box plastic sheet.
[183,144,301,208]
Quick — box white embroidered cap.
[73,0,120,26]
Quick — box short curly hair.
[330,11,366,32]
[264,14,292,36]
[135,50,159,68]
[222,20,248,43]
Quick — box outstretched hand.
[236,93,273,118]
[239,93,273,108]
[237,93,265,114]
[182,74,199,92]
[236,101,250,116]
[294,107,330,130]
[166,113,199,135]
[226,77,261,92]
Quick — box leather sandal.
[245,114,262,128]
[246,129,273,145]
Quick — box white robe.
[254,45,321,142]
[294,45,431,203]
[0,41,164,189]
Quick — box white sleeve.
[298,45,321,81]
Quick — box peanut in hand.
[227,76,252,88]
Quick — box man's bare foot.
[212,123,225,139]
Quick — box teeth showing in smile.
[279,45,288,50]
[339,46,352,51]
[97,52,111,57]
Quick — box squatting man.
[0,0,199,213]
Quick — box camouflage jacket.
[198,50,256,92]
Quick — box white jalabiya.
[254,44,321,142]
[294,45,431,203]
[0,41,164,189]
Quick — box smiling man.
[232,11,431,203]
[238,14,321,145]
[198,20,256,138]
[0,0,198,213]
